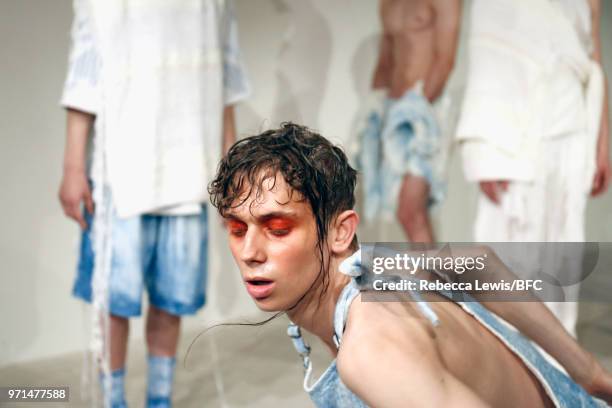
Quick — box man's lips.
[244,277,275,299]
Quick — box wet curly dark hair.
[209,122,357,246]
[208,122,358,301]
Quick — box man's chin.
[252,297,282,312]
[252,295,297,313]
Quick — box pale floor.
[1,304,611,408]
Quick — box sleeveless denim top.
[287,251,608,408]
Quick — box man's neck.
[287,256,351,355]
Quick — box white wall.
[1,0,611,367]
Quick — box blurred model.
[456,0,610,336]
[58,1,250,406]
[354,0,461,242]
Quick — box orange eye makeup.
[224,213,297,238]
[264,217,295,236]
[265,217,294,231]
[226,219,247,235]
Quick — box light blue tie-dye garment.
[354,88,445,222]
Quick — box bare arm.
[372,0,393,90]
[481,299,612,401]
[58,108,95,229]
[423,0,462,102]
[589,0,611,196]
[463,247,612,400]
[372,33,394,90]
[406,244,612,399]
[222,105,237,155]
[481,300,612,401]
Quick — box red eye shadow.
[265,217,294,230]
[227,220,247,232]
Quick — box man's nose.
[240,228,266,265]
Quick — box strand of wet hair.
[183,247,331,369]
[183,311,285,370]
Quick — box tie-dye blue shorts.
[73,207,208,317]
[353,87,446,222]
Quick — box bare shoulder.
[336,295,441,385]
[335,296,489,407]
[342,293,437,341]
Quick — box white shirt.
[456,0,603,183]
[61,0,251,217]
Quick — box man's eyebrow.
[257,211,298,222]
[223,210,298,223]
[223,214,243,222]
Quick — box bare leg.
[397,174,434,243]
[110,314,129,370]
[146,305,180,356]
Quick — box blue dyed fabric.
[354,88,445,222]
[146,355,176,408]
[73,207,208,317]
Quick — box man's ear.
[329,210,359,255]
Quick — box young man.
[456,0,610,335]
[58,1,249,406]
[210,123,612,407]
[354,0,462,242]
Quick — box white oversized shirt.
[61,0,250,217]
[456,0,603,184]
